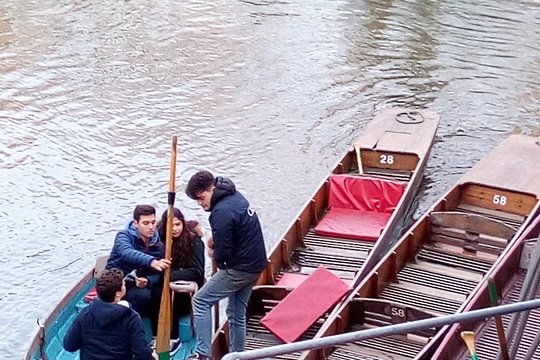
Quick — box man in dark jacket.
[185,171,267,360]
[106,204,171,330]
[63,268,156,360]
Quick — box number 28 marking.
[493,195,507,206]
[380,154,394,164]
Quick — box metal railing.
[221,299,540,360]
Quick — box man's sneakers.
[169,339,182,357]
[185,353,211,360]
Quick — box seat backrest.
[328,174,405,213]
[93,255,109,278]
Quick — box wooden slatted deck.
[327,205,525,359]
[285,230,374,280]
[462,274,540,360]
[244,231,376,359]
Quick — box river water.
[1,0,539,358]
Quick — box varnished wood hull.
[302,134,540,360]
[431,207,540,359]
[212,108,440,360]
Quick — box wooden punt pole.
[487,278,510,360]
[156,136,178,360]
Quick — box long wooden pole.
[487,278,510,360]
[461,331,479,360]
[354,144,363,175]
[156,136,177,360]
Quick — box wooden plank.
[459,135,540,198]
[354,108,440,157]
[430,211,516,239]
[461,184,537,217]
[431,234,503,255]
[361,150,418,172]
[411,260,484,282]
[457,203,524,225]
[431,228,508,249]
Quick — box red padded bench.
[261,266,350,343]
[276,272,353,289]
[315,174,405,241]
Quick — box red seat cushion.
[84,287,98,303]
[261,266,350,343]
[315,175,405,241]
[315,208,391,241]
[276,272,353,289]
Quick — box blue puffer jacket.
[210,177,267,273]
[106,221,164,285]
[63,298,154,360]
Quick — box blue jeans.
[192,268,261,357]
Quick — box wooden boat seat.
[315,174,406,241]
[260,266,350,343]
[430,211,517,254]
[82,255,109,303]
[352,297,439,338]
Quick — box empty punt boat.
[431,203,540,360]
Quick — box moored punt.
[212,108,440,359]
[302,134,540,360]
[431,207,540,360]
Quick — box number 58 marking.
[493,195,507,206]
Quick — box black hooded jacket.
[209,177,267,273]
[63,298,154,360]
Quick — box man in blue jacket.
[63,268,156,360]
[185,171,267,360]
[106,204,171,331]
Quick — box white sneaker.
[169,339,182,357]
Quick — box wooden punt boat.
[211,108,440,359]
[431,204,540,359]
[302,134,540,360]
[24,258,200,360]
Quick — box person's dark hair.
[133,204,156,221]
[186,171,215,200]
[96,268,124,303]
[157,208,195,268]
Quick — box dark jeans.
[124,280,163,335]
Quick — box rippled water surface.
[1,0,539,357]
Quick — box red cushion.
[314,175,405,241]
[315,208,391,241]
[276,272,353,289]
[261,266,350,343]
[327,174,405,212]
[84,287,98,303]
[276,273,309,288]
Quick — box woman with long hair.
[157,208,205,340]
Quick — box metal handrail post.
[221,299,540,360]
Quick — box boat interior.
[212,148,421,359]
[430,214,540,360]
[305,181,538,360]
